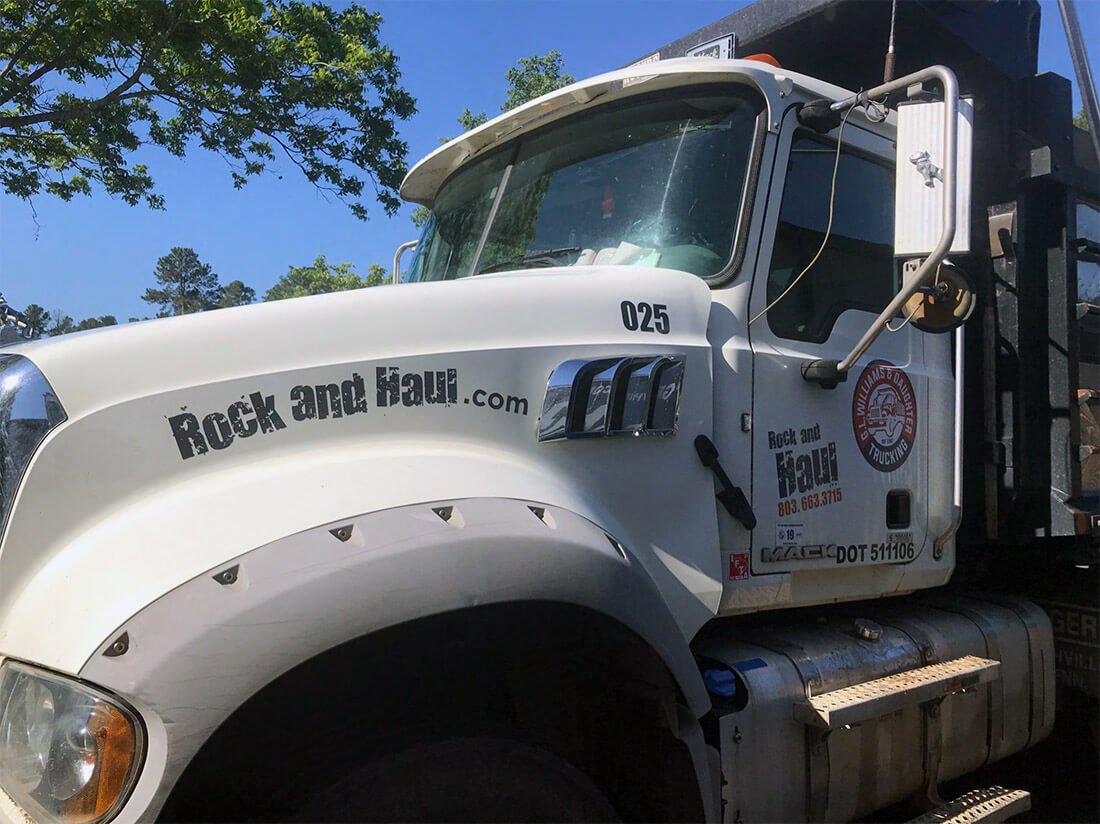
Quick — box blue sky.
[0,0,1096,323]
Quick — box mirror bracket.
[827,65,964,374]
[801,359,848,390]
[903,258,976,333]
[797,99,843,134]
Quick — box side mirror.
[894,97,974,258]
[902,259,975,333]
[892,95,975,336]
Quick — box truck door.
[747,110,931,579]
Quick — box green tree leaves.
[140,247,260,315]
[30,247,380,336]
[363,263,387,286]
[73,314,118,331]
[12,246,385,337]
[47,313,75,336]
[21,303,50,337]
[501,50,574,112]
[143,246,226,315]
[412,50,573,232]
[139,246,262,315]
[264,254,382,300]
[0,0,416,219]
[219,279,257,308]
[17,304,116,336]
[441,51,573,143]
[1074,105,1091,132]
[457,107,489,133]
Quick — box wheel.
[288,737,619,823]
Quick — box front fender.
[1,436,719,674]
[77,497,709,823]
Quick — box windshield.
[407,87,763,282]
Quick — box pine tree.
[142,248,223,316]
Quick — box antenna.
[884,0,898,82]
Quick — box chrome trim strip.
[0,354,66,540]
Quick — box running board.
[905,786,1032,823]
[794,655,1000,730]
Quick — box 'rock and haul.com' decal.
[167,366,528,460]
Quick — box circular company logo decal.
[852,360,917,472]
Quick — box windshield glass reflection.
[408,87,762,281]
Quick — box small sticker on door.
[776,523,804,544]
[852,360,917,472]
[729,552,751,581]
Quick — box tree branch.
[0,128,65,139]
[0,19,178,129]
[0,4,64,85]
[0,88,160,128]
[0,57,62,106]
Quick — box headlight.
[0,661,143,823]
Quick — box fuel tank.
[694,594,1054,822]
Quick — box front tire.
[289,737,618,822]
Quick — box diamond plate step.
[794,655,1000,729]
[905,786,1031,823]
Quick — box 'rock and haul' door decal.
[749,356,926,575]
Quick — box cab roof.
[399,58,859,207]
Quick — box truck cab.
[401,56,956,614]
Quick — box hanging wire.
[749,101,858,327]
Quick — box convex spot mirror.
[902,258,975,333]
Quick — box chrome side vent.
[538,355,685,442]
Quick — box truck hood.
[0,266,722,673]
[4,268,701,418]
[6,274,560,420]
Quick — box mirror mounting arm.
[824,65,960,376]
[392,240,418,284]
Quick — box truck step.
[905,786,1032,823]
[794,655,1000,729]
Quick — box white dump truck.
[1,1,1096,822]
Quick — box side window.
[766,134,897,342]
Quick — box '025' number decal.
[621,301,670,334]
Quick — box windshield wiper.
[478,247,581,274]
